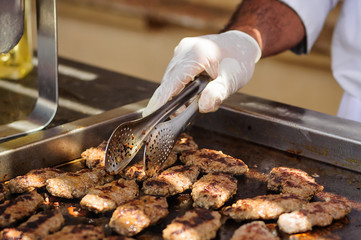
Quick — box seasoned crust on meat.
[0,191,44,228]
[0,183,9,203]
[230,221,279,240]
[109,195,168,236]
[222,193,307,221]
[142,165,200,196]
[0,210,64,239]
[81,132,192,170]
[46,167,113,199]
[191,172,237,209]
[80,178,139,213]
[44,224,104,240]
[277,199,352,234]
[104,236,135,240]
[180,149,248,175]
[173,133,198,153]
[8,168,63,194]
[81,140,107,168]
[163,208,221,240]
[267,167,324,200]
[121,151,178,182]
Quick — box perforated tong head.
[104,74,209,175]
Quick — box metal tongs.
[105,74,210,175]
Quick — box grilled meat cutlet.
[267,167,324,200]
[0,183,9,203]
[180,149,248,175]
[104,236,135,240]
[222,193,307,221]
[44,224,104,240]
[172,133,198,153]
[277,199,352,234]
[121,151,178,182]
[142,165,200,197]
[46,167,113,199]
[191,172,237,209]
[109,195,168,236]
[0,191,43,228]
[230,221,278,240]
[0,210,64,239]
[80,178,139,213]
[8,168,63,194]
[81,140,107,168]
[163,208,221,240]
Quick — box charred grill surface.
[0,127,359,239]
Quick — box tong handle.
[144,74,210,128]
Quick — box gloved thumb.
[199,58,251,113]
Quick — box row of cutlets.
[0,133,353,239]
[0,133,248,239]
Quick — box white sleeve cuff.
[279,0,339,53]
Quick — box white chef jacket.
[280,0,361,122]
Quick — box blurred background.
[32,0,342,115]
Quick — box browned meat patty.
[191,172,237,209]
[142,165,200,196]
[267,167,324,200]
[0,191,44,228]
[80,178,139,213]
[8,168,63,194]
[230,221,279,240]
[172,133,198,153]
[44,224,104,240]
[104,236,135,240]
[109,195,168,236]
[163,208,221,240]
[180,149,248,175]
[0,183,9,203]
[46,167,113,199]
[120,151,178,182]
[277,199,352,234]
[222,193,307,221]
[0,210,64,239]
[81,140,107,168]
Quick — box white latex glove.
[142,30,261,117]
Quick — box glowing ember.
[68,206,80,217]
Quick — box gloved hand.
[142,30,262,117]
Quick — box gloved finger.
[143,60,207,118]
[199,58,248,113]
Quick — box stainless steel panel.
[0,100,146,180]
[194,93,361,173]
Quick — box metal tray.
[0,93,360,239]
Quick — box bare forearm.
[223,0,305,58]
